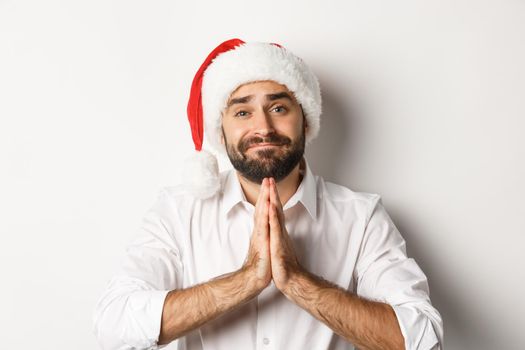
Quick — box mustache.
[238,133,292,153]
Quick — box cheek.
[222,123,245,146]
[279,120,303,137]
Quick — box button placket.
[255,283,276,350]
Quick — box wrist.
[279,264,309,298]
[238,264,268,296]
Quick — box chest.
[179,205,361,290]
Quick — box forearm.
[158,267,262,345]
[283,269,405,350]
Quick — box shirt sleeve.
[93,189,184,350]
[354,197,444,350]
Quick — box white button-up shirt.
[93,161,443,350]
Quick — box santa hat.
[183,38,322,199]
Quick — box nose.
[252,109,275,136]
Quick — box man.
[93,38,443,350]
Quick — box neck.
[238,158,305,206]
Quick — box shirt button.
[263,337,270,345]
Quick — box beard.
[223,128,305,184]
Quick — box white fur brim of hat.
[201,41,322,155]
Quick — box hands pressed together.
[242,178,303,294]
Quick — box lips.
[247,143,283,149]
[238,134,291,153]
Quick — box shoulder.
[319,176,380,204]
[140,172,230,239]
[316,176,382,221]
[321,179,379,203]
[156,170,231,206]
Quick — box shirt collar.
[284,158,317,219]
[221,169,247,215]
[221,158,317,220]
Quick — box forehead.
[228,80,295,101]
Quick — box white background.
[1,1,524,349]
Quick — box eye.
[272,105,287,113]
[234,110,249,118]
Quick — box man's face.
[221,80,307,184]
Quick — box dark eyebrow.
[226,91,294,109]
[226,95,253,109]
[266,91,293,102]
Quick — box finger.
[262,179,270,225]
[269,178,277,206]
[254,178,268,218]
[255,178,267,208]
[270,178,285,224]
[269,200,281,234]
[270,178,282,205]
[256,179,270,236]
[269,181,282,234]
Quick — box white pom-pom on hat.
[184,38,322,199]
[181,150,220,199]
